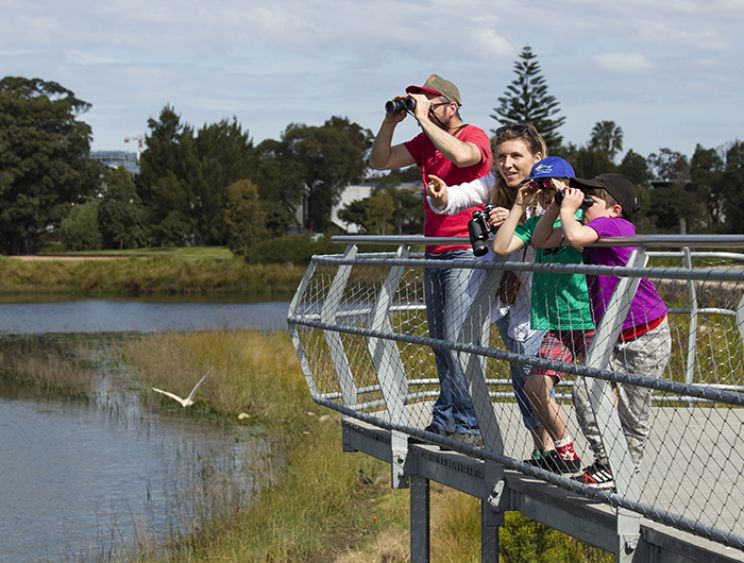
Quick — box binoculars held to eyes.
[385,98,416,113]
[554,189,595,208]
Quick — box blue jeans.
[495,313,546,430]
[424,250,479,434]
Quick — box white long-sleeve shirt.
[430,171,539,342]
[427,172,496,215]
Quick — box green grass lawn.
[35,245,235,260]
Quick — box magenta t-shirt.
[404,125,492,254]
[584,217,667,331]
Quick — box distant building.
[292,182,424,234]
[331,184,376,233]
[90,151,139,175]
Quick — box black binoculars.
[554,190,594,209]
[468,204,495,257]
[385,98,416,113]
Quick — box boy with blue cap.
[492,156,594,473]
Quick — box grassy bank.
[123,330,404,561]
[0,250,304,296]
[123,331,609,562]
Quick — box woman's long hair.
[490,123,547,210]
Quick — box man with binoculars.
[369,74,492,445]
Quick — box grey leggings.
[573,320,671,466]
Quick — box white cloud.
[634,22,725,51]
[595,53,654,73]
[65,50,128,66]
[470,28,518,59]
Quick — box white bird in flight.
[152,371,210,407]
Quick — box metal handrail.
[332,233,744,249]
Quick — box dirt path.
[8,255,126,261]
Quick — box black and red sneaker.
[544,450,582,474]
[572,461,615,490]
[526,450,581,474]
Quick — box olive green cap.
[406,74,462,106]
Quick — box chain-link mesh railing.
[287,235,744,552]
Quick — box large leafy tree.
[138,105,199,245]
[338,187,423,235]
[644,148,697,232]
[491,45,565,151]
[223,178,267,257]
[193,118,256,244]
[618,149,652,187]
[138,107,256,245]
[618,149,654,231]
[60,201,102,251]
[559,142,616,179]
[254,138,306,234]
[647,148,690,182]
[722,141,744,233]
[98,167,149,249]
[366,190,395,234]
[689,144,725,232]
[281,120,366,232]
[0,77,100,254]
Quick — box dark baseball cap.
[406,74,462,106]
[569,173,640,218]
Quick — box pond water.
[0,386,269,562]
[0,298,290,561]
[0,298,289,334]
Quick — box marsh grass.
[0,256,303,297]
[122,330,399,561]
[0,335,98,398]
[122,330,614,562]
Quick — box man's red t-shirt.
[404,125,493,253]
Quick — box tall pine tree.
[491,45,565,151]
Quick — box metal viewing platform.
[287,234,744,562]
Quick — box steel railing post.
[366,244,411,488]
[320,244,359,407]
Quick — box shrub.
[246,234,343,264]
[60,201,103,251]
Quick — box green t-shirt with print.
[514,215,594,331]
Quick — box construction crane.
[124,135,145,162]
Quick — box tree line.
[1,48,742,256]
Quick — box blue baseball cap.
[530,156,575,180]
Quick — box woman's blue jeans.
[495,313,546,430]
[424,250,479,434]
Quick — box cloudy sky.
[2,0,742,161]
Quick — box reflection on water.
[0,299,289,334]
[0,336,273,562]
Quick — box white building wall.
[330,185,375,233]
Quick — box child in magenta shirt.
[558,173,671,490]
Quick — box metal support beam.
[482,494,505,562]
[584,249,647,554]
[366,244,411,488]
[410,475,430,563]
[683,247,698,387]
[288,259,321,398]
